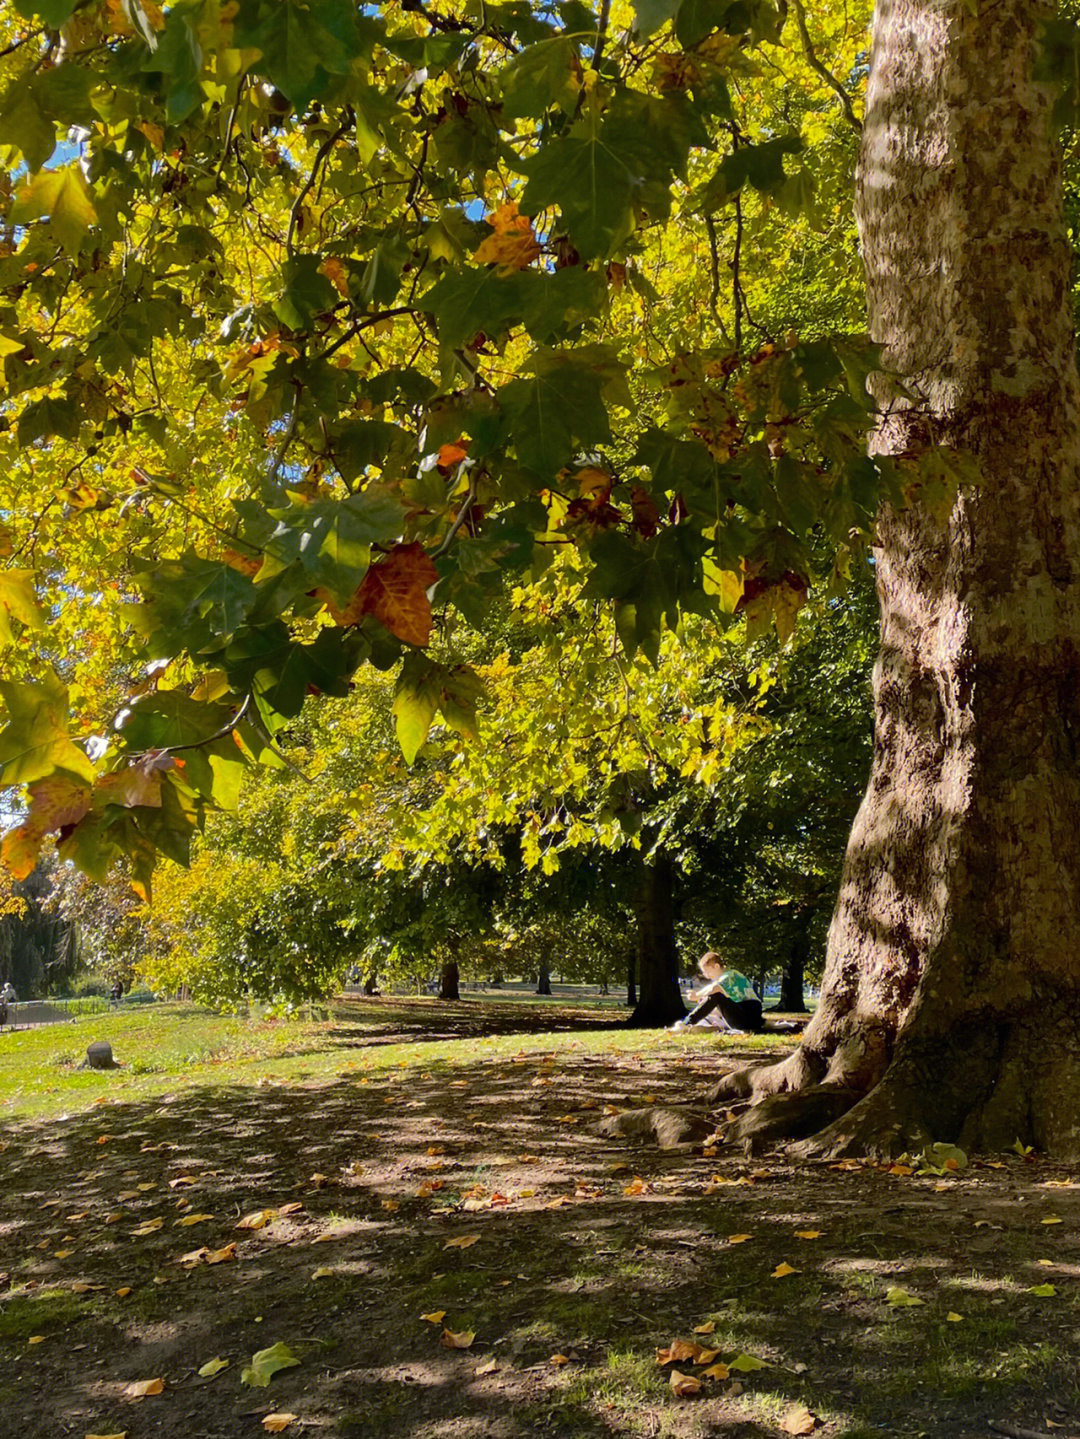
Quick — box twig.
[286,119,351,252]
[129,696,252,758]
[593,0,612,68]
[433,472,478,557]
[704,215,732,343]
[790,0,861,133]
[988,1423,1072,1439]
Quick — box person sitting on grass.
[670,952,764,1033]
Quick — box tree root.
[722,1086,862,1154]
[788,1079,932,1162]
[597,1106,713,1150]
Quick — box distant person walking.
[0,980,15,1028]
[110,980,125,1007]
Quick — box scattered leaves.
[241,1342,301,1387]
[772,1262,797,1278]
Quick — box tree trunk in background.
[535,963,552,996]
[719,0,1080,1158]
[626,947,637,1007]
[779,910,811,1013]
[437,960,459,1001]
[628,852,686,1027]
[363,972,378,995]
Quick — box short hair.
[698,950,722,974]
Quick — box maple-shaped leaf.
[0,673,94,788]
[11,164,96,251]
[473,203,543,275]
[241,1342,301,1387]
[780,1403,819,1435]
[0,570,44,646]
[331,542,438,646]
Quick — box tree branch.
[791,0,862,134]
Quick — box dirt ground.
[1,997,1078,1439]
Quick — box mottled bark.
[719,0,1080,1157]
[628,852,686,1027]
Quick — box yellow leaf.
[262,1416,298,1434]
[885,1287,924,1307]
[27,1334,45,1345]
[669,1369,702,1397]
[443,1234,480,1250]
[692,1321,716,1335]
[85,1434,127,1439]
[475,1358,498,1375]
[175,1213,214,1227]
[887,1164,914,1177]
[1041,1216,1063,1225]
[236,1208,277,1231]
[311,1268,335,1280]
[701,1362,730,1380]
[381,1199,400,1212]
[197,1357,229,1377]
[440,1328,475,1349]
[548,1353,570,1366]
[728,1233,752,1244]
[115,1287,132,1298]
[729,1353,768,1372]
[11,165,97,251]
[131,1218,163,1236]
[945,1312,963,1322]
[124,1378,164,1397]
[420,1311,447,1324]
[772,1262,797,1278]
[794,1230,823,1240]
[53,1249,73,1259]
[779,1402,819,1434]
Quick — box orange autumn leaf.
[656,1340,704,1366]
[443,1234,480,1250]
[236,1208,277,1231]
[772,1262,798,1278]
[437,440,469,469]
[262,1415,298,1434]
[318,255,350,296]
[669,1369,702,1397]
[125,1378,164,1397]
[472,202,543,274]
[327,542,437,646]
[440,1328,475,1349]
[701,1362,730,1380]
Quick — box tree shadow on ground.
[1,1015,1078,1439]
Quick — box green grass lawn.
[0,996,791,1123]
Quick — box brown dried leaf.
[669,1369,702,1397]
[124,1378,164,1397]
[440,1328,475,1349]
[779,1402,819,1434]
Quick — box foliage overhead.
[0,0,966,889]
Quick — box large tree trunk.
[625,945,637,1007]
[628,853,686,1027]
[719,0,1080,1158]
[437,960,459,1001]
[535,963,552,996]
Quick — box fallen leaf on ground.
[701,1362,730,1380]
[692,1321,716,1335]
[794,1230,823,1240]
[241,1342,301,1387]
[311,1268,334,1280]
[262,1416,297,1433]
[27,1335,44,1345]
[475,1358,498,1375]
[548,1353,570,1366]
[772,1262,797,1278]
[236,1209,277,1231]
[779,1402,819,1434]
[656,1339,707,1365]
[206,1244,236,1264]
[440,1329,475,1349]
[885,1287,924,1307]
[1041,1216,1063,1225]
[124,1378,164,1397]
[69,1282,105,1293]
[175,1213,215,1227]
[420,1311,447,1324]
[946,1312,963,1322]
[728,1234,753,1244]
[85,1433,127,1439]
[115,1287,131,1298]
[729,1353,768,1372]
[197,1357,229,1377]
[1029,1283,1057,1296]
[693,1347,720,1365]
[669,1369,702,1396]
[444,1234,480,1250]
[131,1219,163,1236]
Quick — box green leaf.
[11,164,96,252]
[698,137,802,211]
[13,0,78,25]
[497,37,581,118]
[1029,1283,1058,1297]
[885,1287,924,1307]
[237,0,361,105]
[240,1341,301,1388]
[0,570,45,647]
[422,266,533,350]
[497,353,613,479]
[0,672,95,787]
[728,1353,768,1372]
[632,0,682,34]
[393,654,441,765]
[197,1357,229,1378]
[273,256,339,332]
[0,77,55,171]
[266,491,405,603]
[520,114,638,260]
